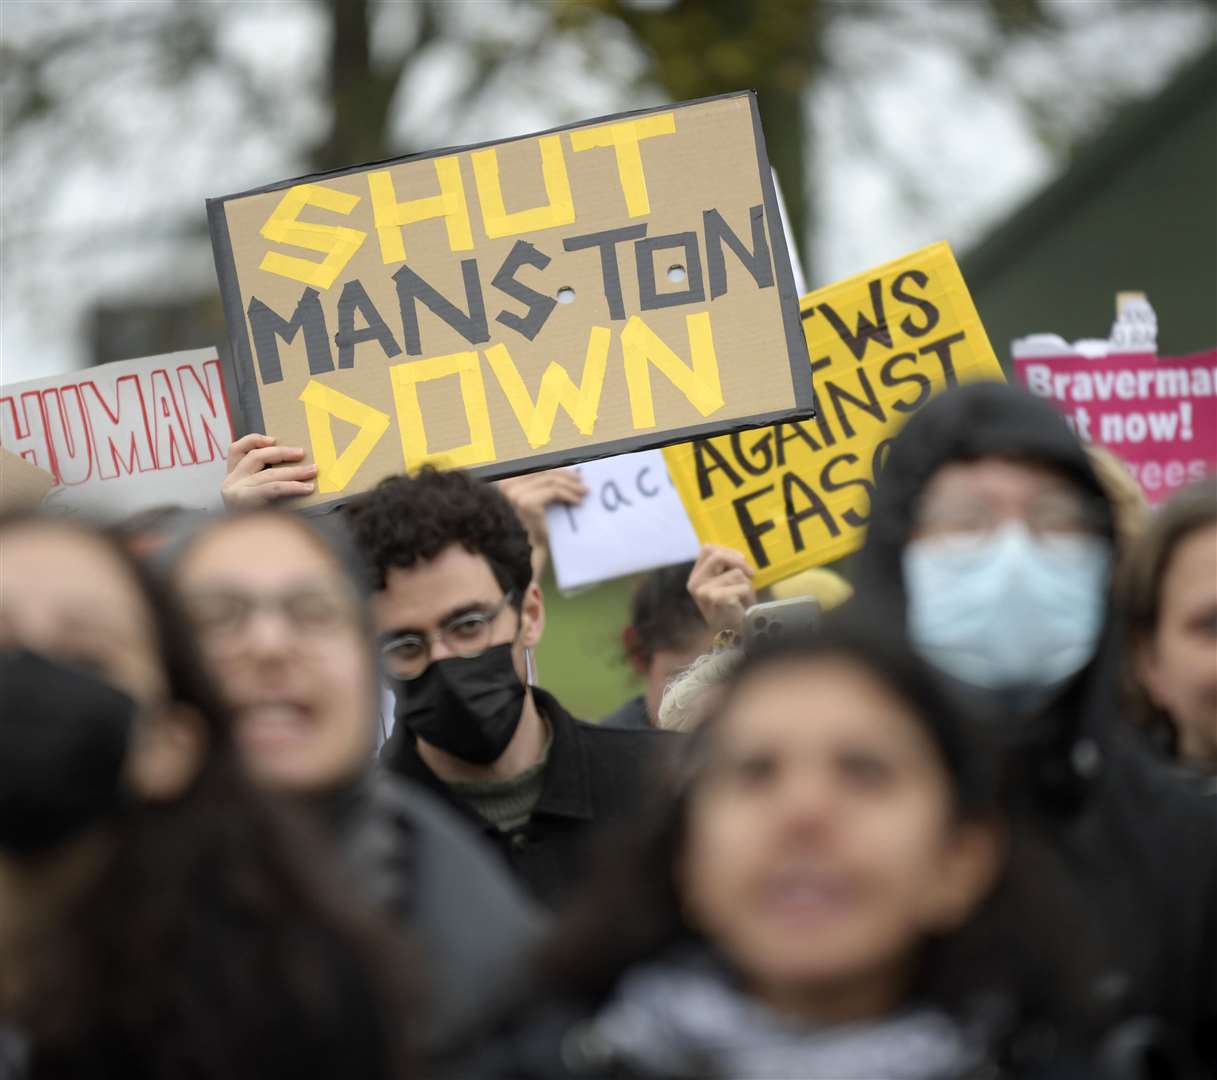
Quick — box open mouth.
[757,867,856,926]
[236,700,316,750]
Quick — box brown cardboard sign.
[207,92,813,509]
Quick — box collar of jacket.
[385,686,595,823]
[600,694,651,730]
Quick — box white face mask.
[903,523,1111,694]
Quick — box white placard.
[0,347,234,520]
[546,449,701,592]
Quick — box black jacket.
[599,694,651,731]
[381,687,678,909]
[322,771,545,1059]
[853,381,1217,1065]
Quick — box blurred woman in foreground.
[168,508,543,1063]
[0,512,414,1079]
[478,620,1122,1079]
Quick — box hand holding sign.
[496,467,588,581]
[686,543,756,635]
[221,433,317,509]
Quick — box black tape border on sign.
[205,89,818,515]
[207,198,266,438]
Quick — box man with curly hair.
[343,467,673,908]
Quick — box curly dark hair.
[344,468,533,603]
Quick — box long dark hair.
[1,512,416,1079]
[538,613,1110,1038]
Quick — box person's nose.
[427,632,457,664]
[773,763,839,837]
[242,604,296,657]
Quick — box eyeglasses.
[185,587,358,650]
[380,592,516,680]
[914,493,1107,541]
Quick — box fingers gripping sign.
[221,433,318,509]
[496,467,589,583]
[687,543,757,635]
[496,468,589,544]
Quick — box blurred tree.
[546,0,821,270]
[532,0,1192,278]
[0,0,523,235]
[1,0,1212,367]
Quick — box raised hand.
[686,543,757,635]
[220,434,317,509]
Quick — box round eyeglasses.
[185,586,358,654]
[913,493,1107,541]
[380,592,516,680]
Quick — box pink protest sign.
[1014,348,1216,503]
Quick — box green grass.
[534,564,641,722]
[532,551,860,720]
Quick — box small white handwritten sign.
[546,449,701,592]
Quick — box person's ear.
[520,581,545,650]
[623,626,648,675]
[918,819,1003,933]
[125,703,209,801]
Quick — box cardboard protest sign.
[545,449,700,592]
[0,348,233,519]
[664,242,1004,589]
[208,92,812,510]
[1013,297,1214,504]
[0,447,55,510]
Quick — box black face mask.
[393,643,527,765]
[0,648,136,857]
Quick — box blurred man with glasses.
[345,467,673,909]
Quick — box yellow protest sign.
[207,93,814,509]
[664,242,1004,589]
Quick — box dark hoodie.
[854,381,1217,1067]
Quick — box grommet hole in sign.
[556,286,576,304]
[667,264,687,284]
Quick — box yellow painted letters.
[259,184,366,290]
[389,352,496,470]
[369,158,473,264]
[621,312,724,429]
[485,327,611,449]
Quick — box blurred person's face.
[680,658,998,1022]
[1136,524,1217,766]
[176,518,374,793]
[0,523,205,958]
[0,522,203,798]
[2,524,166,701]
[904,457,1111,700]
[911,457,1099,541]
[639,629,716,725]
